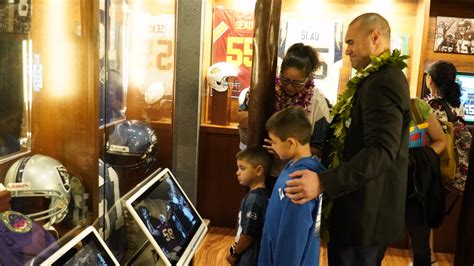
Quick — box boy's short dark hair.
[236,147,272,177]
[265,106,312,144]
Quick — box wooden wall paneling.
[414,0,431,97]
[197,127,246,227]
[423,17,474,74]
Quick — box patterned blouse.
[426,95,470,193]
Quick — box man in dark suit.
[283,13,411,266]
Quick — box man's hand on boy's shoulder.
[226,253,237,265]
[285,169,324,204]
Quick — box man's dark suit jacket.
[320,64,411,246]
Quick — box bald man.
[284,13,411,266]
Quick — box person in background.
[283,13,411,266]
[425,60,471,193]
[227,147,271,266]
[406,98,446,266]
[264,43,331,159]
[259,107,326,266]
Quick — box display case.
[0,0,183,264]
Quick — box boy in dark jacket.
[227,147,271,266]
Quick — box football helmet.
[238,87,250,106]
[144,82,165,105]
[106,120,158,170]
[207,62,239,92]
[4,154,71,230]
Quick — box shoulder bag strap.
[410,98,424,124]
[430,98,456,122]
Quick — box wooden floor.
[194,227,455,266]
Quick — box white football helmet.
[238,87,250,106]
[4,154,71,230]
[144,82,165,105]
[207,62,239,92]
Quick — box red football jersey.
[212,8,254,95]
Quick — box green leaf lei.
[329,49,409,168]
[320,49,408,243]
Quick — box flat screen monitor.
[458,72,474,123]
[40,226,119,266]
[125,168,207,266]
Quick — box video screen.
[52,233,116,266]
[131,173,200,264]
[458,73,474,123]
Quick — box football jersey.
[97,160,126,260]
[0,211,59,265]
[457,31,474,54]
[212,8,254,93]
[129,12,175,96]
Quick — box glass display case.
[0,0,32,163]
[0,0,180,264]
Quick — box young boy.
[227,147,271,266]
[259,106,326,266]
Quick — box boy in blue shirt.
[227,147,272,266]
[259,106,325,266]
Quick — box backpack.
[429,98,472,193]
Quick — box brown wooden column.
[247,0,281,147]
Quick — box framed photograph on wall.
[434,16,474,54]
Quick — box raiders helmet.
[4,154,71,230]
[207,62,239,92]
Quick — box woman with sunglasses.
[262,43,331,181]
[265,43,331,155]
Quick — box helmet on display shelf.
[106,120,158,171]
[4,154,71,230]
[238,87,250,106]
[207,62,239,92]
[144,81,165,105]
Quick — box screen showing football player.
[137,205,183,263]
[166,178,197,238]
[61,235,114,266]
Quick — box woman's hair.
[281,43,321,78]
[427,60,462,107]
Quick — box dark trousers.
[406,198,431,266]
[328,242,388,266]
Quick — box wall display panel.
[278,16,344,105]
[434,16,474,55]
